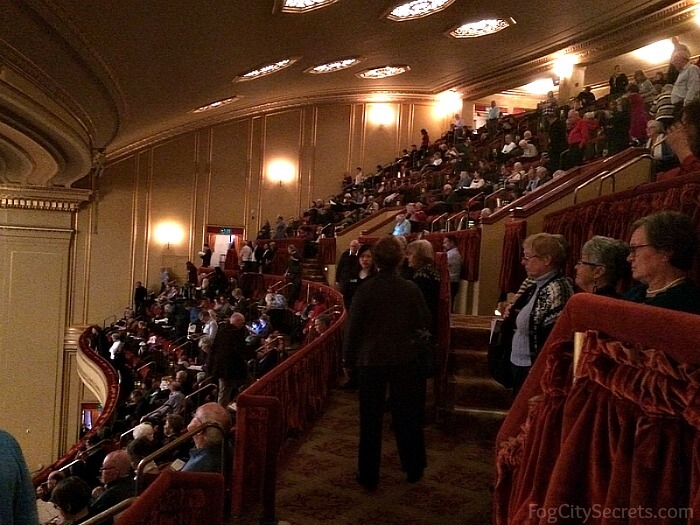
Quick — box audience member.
[0,430,37,525]
[670,48,700,119]
[659,99,700,179]
[208,312,250,407]
[182,403,232,473]
[609,64,629,98]
[50,476,92,525]
[442,236,462,309]
[392,213,411,237]
[575,236,630,296]
[623,211,700,313]
[342,237,430,491]
[90,450,135,517]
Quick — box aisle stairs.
[440,315,511,440]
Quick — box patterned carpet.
[238,389,495,525]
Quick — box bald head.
[230,312,245,328]
[100,450,131,484]
[188,402,232,448]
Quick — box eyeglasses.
[99,466,117,472]
[628,244,652,255]
[577,260,603,267]
[521,254,541,261]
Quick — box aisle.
[240,389,494,525]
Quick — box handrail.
[430,213,448,232]
[446,211,467,232]
[102,315,117,329]
[573,170,609,204]
[81,497,138,525]
[597,154,653,196]
[119,428,135,445]
[137,361,155,374]
[135,421,228,495]
[186,381,216,401]
[81,439,110,458]
[267,280,287,293]
[57,458,85,474]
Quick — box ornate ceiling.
[0,0,697,187]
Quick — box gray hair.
[581,236,630,286]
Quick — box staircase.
[440,315,511,440]
[302,257,326,282]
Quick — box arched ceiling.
[0,0,698,186]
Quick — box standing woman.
[343,237,430,491]
[341,244,376,309]
[507,233,574,394]
[406,240,441,333]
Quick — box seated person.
[505,161,526,189]
[392,214,411,236]
[50,476,92,525]
[657,100,700,180]
[251,331,286,378]
[498,134,520,162]
[182,403,233,473]
[519,139,538,159]
[142,381,186,424]
[126,436,158,475]
[90,450,135,517]
[523,166,549,193]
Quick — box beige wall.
[82,99,449,320]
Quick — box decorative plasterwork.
[305,58,362,74]
[449,18,513,39]
[386,0,456,21]
[357,65,410,79]
[0,184,92,211]
[234,59,299,82]
[276,0,339,13]
[191,96,241,114]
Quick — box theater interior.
[2,0,700,523]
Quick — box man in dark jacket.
[336,239,359,293]
[343,237,430,491]
[90,450,135,518]
[209,312,251,407]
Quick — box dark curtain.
[318,237,336,265]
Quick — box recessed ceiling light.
[234,59,299,82]
[278,0,339,13]
[305,58,362,74]
[357,65,410,79]
[450,18,514,38]
[387,0,456,22]
[191,96,241,114]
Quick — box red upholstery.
[542,170,700,285]
[115,470,224,525]
[498,219,527,295]
[495,294,700,524]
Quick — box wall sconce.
[154,222,184,250]
[267,159,295,187]
[433,89,463,118]
[367,103,396,127]
[553,54,576,79]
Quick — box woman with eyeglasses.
[506,233,574,394]
[623,211,700,313]
[574,236,630,296]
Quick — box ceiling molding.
[0,183,92,212]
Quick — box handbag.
[488,321,514,388]
[411,328,437,379]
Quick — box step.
[451,348,490,378]
[439,406,508,441]
[450,375,512,411]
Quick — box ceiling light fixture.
[278,0,339,13]
[357,65,410,79]
[450,18,514,38]
[191,96,241,114]
[305,58,362,74]
[234,58,298,82]
[387,0,456,21]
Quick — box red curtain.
[317,237,336,265]
[543,172,700,286]
[498,220,527,295]
[495,294,700,525]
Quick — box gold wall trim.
[0,185,91,211]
